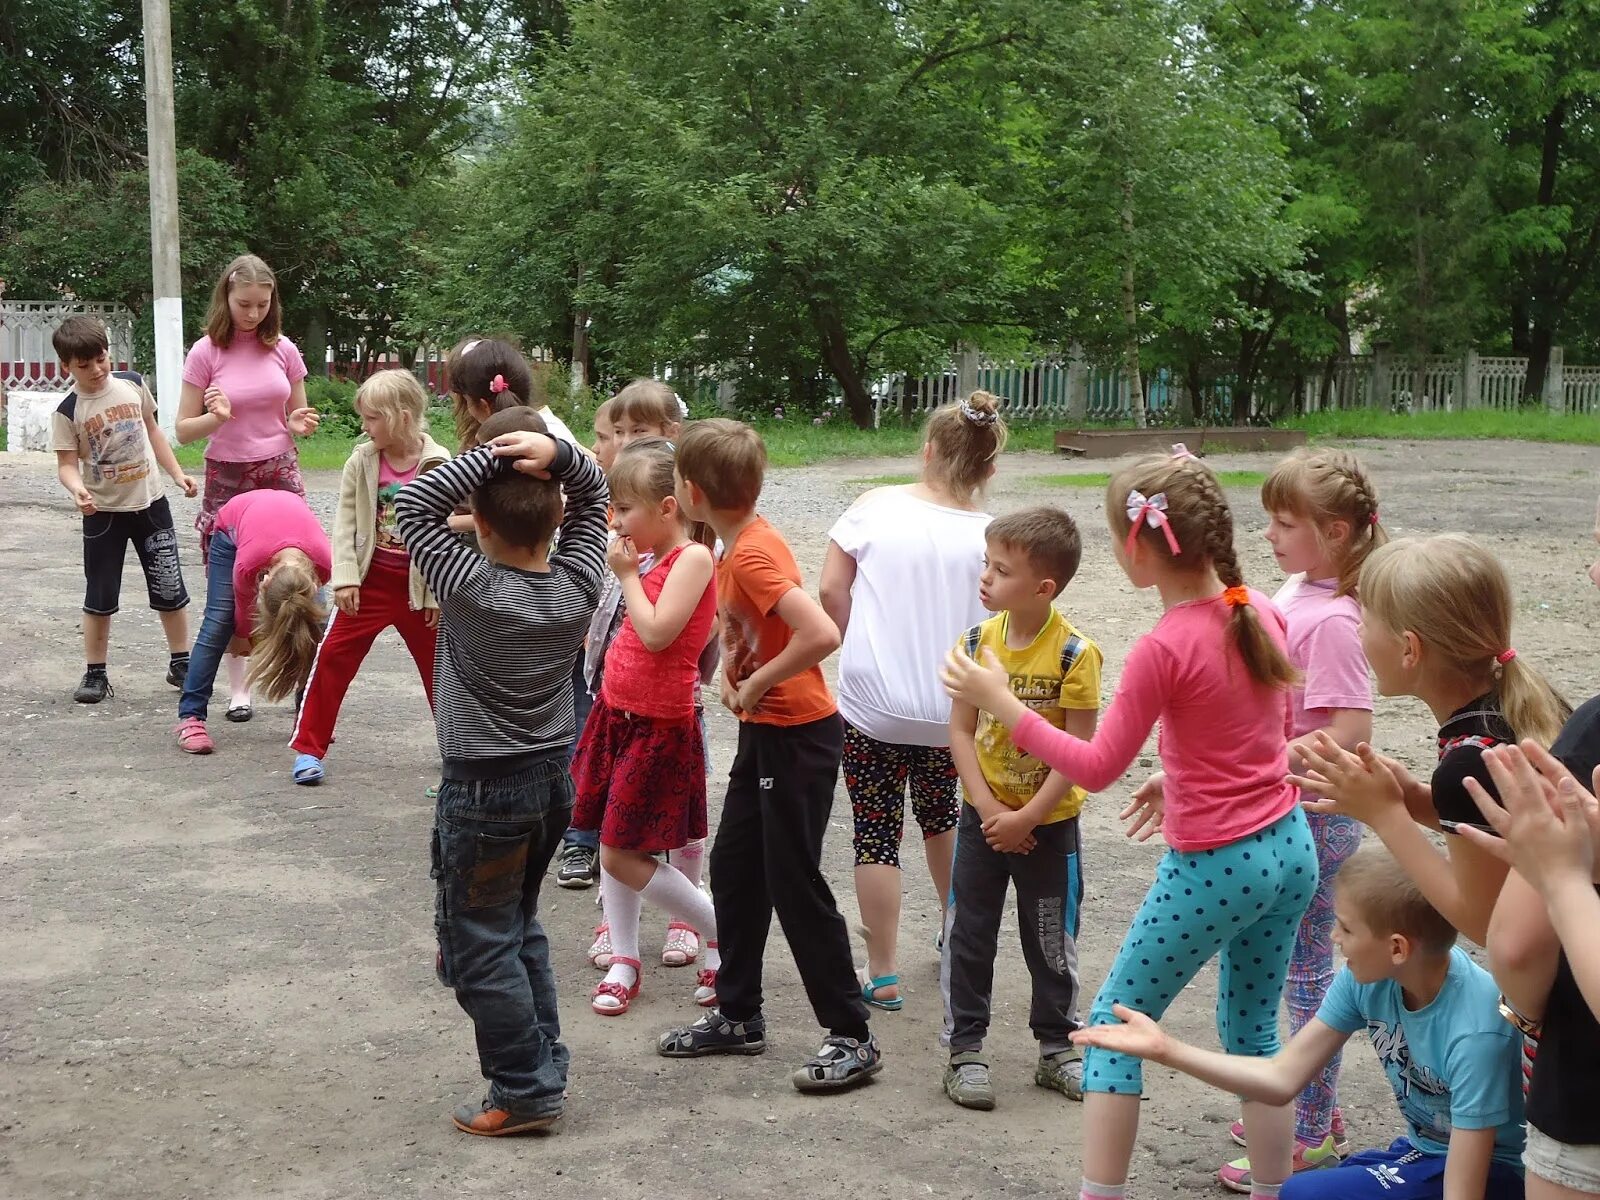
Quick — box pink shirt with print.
[182,331,309,463]
[1011,588,1297,852]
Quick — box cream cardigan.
[330,433,453,609]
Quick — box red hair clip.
[1496,648,1517,665]
[489,374,508,394]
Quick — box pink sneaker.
[176,717,214,755]
[1217,1136,1339,1193]
[1231,1110,1348,1156]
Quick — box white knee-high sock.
[668,838,706,888]
[641,863,719,969]
[600,869,642,988]
[226,654,250,707]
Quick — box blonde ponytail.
[247,555,328,702]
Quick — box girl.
[1215,450,1385,1190]
[943,451,1317,1200]
[177,255,321,725]
[568,438,720,1015]
[579,383,712,968]
[1292,535,1570,946]
[818,389,1004,1011]
[287,370,452,784]
[175,489,331,754]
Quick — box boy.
[656,418,880,1092]
[49,315,196,703]
[1073,845,1527,1200]
[942,506,1102,1110]
[393,406,607,1137]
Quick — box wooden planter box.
[1054,426,1308,459]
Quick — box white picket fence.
[0,301,137,392]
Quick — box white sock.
[225,654,250,707]
[641,862,717,940]
[668,838,706,888]
[600,868,643,981]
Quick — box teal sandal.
[861,974,903,1011]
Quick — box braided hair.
[1107,454,1297,690]
[1260,449,1387,597]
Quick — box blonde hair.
[246,554,328,701]
[1360,535,1570,745]
[206,255,282,348]
[611,378,684,433]
[356,369,428,451]
[1261,449,1387,597]
[923,390,1008,505]
[675,418,766,512]
[1107,454,1297,690]
[608,437,714,549]
[1337,845,1457,954]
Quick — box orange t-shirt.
[718,516,837,726]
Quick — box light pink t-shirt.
[1274,575,1373,740]
[1011,587,1297,852]
[374,456,420,560]
[214,490,332,633]
[182,332,309,463]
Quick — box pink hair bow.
[1125,489,1182,557]
[1171,442,1198,460]
[489,374,508,394]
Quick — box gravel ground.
[1,437,1596,1199]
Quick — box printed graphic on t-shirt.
[81,400,152,489]
[975,670,1068,801]
[375,481,407,554]
[1365,1017,1452,1139]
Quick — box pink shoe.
[1232,1111,1349,1157]
[176,717,214,755]
[693,967,718,1007]
[591,958,641,1016]
[1217,1136,1339,1193]
[587,923,613,970]
[661,920,700,967]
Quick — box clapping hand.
[1460,740,1600,897]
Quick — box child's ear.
[471,509,493,542]
[1035,576,1058,599]
[1400,630,1423,669]
[1325,519,1351,551]
[1388,931,1411,965]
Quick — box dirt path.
[2,437,1596,1199]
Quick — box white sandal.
[661,921,700,967]
[587,923,613,970]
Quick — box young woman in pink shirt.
[176,255,322,723]
[944,451,1316,1200]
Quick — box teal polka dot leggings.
[1083,806,1318,1096]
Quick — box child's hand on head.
[607,535,640,577]
[1292,731,1404,824]
[488,430,556,477]
[1460,740,1600,893]
[1069,1004,1170,1062]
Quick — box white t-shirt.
[828,487,992,746]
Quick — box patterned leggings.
[1286,810,1363,1143]
[843,722,960,868]
[1082,806,1318,1095]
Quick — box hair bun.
[960,390,1001,426]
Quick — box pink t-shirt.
[214,490,332,633]
[1274,576,1373,740]
[1011,588,1297,852]
[182,332,309,463]
[374,456,420,559]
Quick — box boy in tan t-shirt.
[49,316,196,703]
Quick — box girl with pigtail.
[943,449,1316,1200]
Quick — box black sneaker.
[74,672,113,704]
[166,658,190,687]
[792,1033,883,1093]
[555,842,599,889]
[657,1009,768,1058]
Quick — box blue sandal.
[861,974,903,1011]
[293,753,325,786]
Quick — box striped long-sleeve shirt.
[394,440,608,779]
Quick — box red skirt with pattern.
[571,697,708,852]
[198,451,306,559]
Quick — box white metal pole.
[143,0,183,436]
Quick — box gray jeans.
[940,804,1083,1055]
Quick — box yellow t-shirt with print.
[956,608,1102,823]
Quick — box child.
[1462,736,1600,1199]
[287,370,452,784]
[176,254,321,725]
[569,438,720,1015]
[1214,450,1385,1186]
[943,451,1316,1200]
[175,490,331,755]
[392,406,607,1136]
[1291,535,1570,946]
[942,506,1101,1109]
[1072,845,1528,1200]
[49,315,196,703]
[819,390,1004,1011]
[656,418,881,1094]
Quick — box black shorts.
[82,496,190,616]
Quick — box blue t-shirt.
[1317,947,1525,1170]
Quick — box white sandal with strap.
[661,921,700,967]
[587,923,613,970]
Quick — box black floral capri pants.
[843,721,960,867]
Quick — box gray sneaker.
[944,1051,996,1110]
[1035,1047,1084,1100]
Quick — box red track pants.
[290,551,436,759]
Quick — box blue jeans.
[1282,1138,1524,1200]
[433,757,573,1112]
[179,531,238,721]
[560,662,599,851]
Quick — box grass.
[1288,408,1600,445]
[173,429,360,471]
[755,417,1060,467]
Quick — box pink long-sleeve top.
[1011,588,1297,852]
